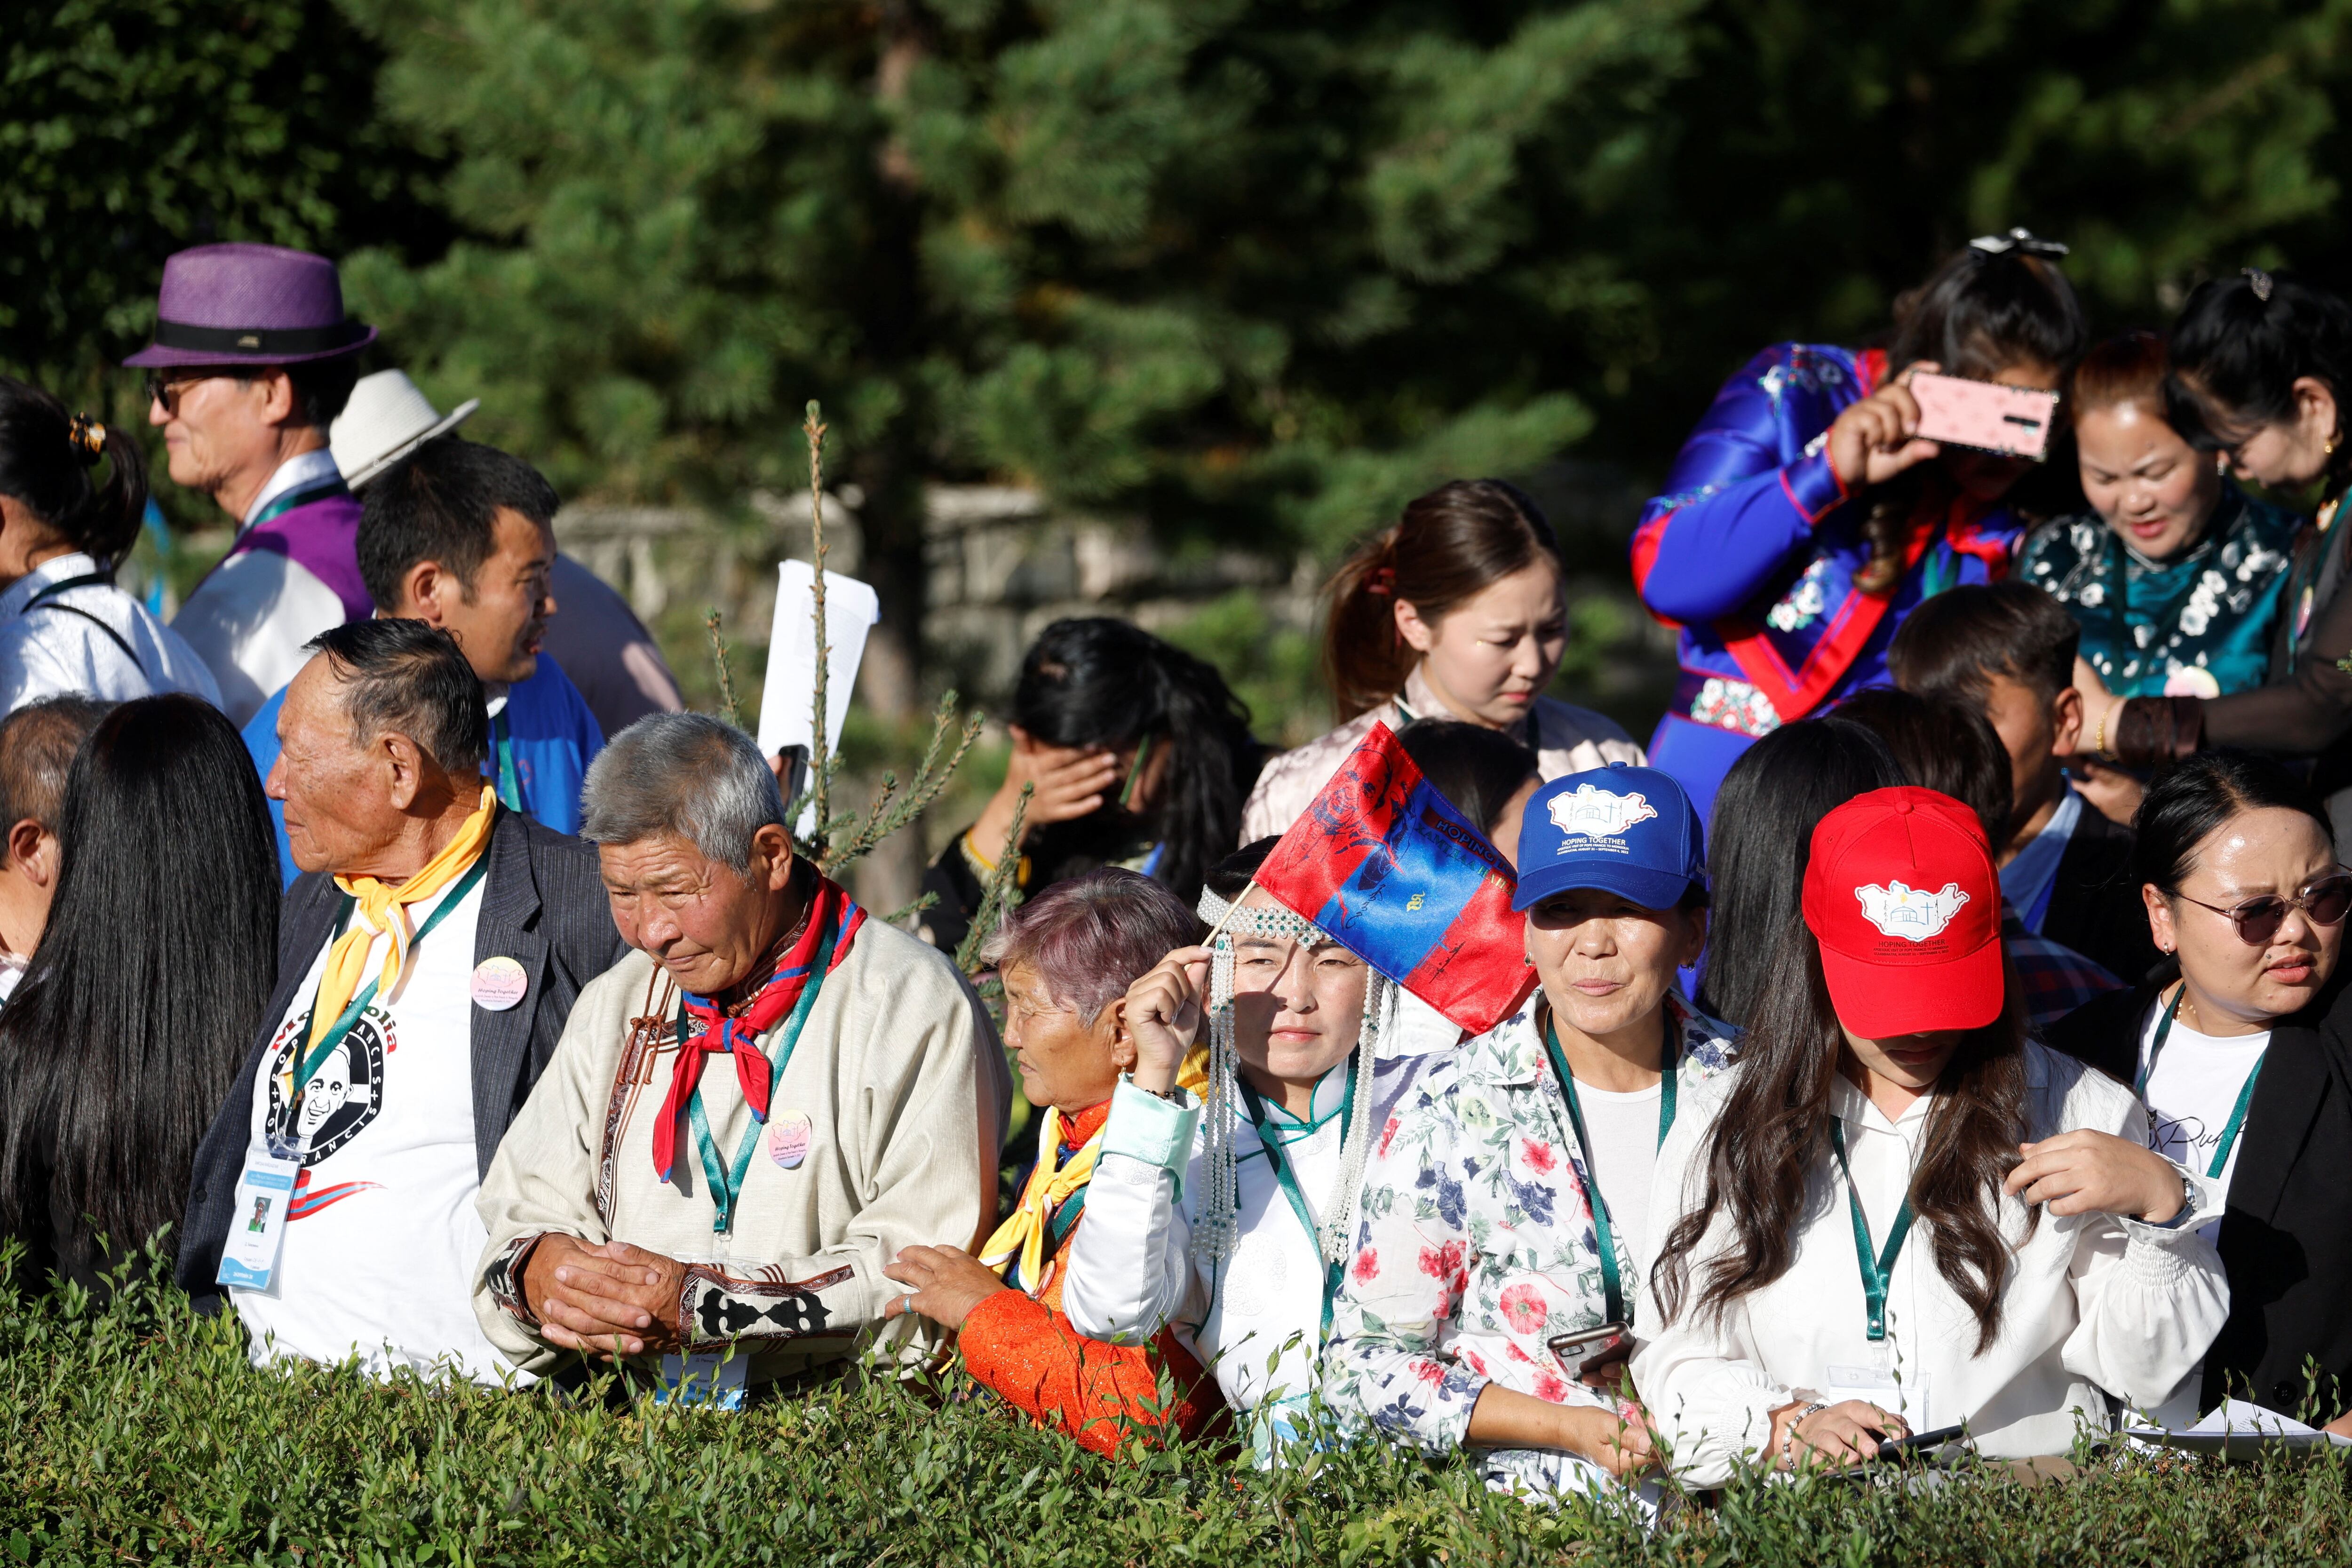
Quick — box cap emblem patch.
[1548,785,1657,842]
[1855,881,1970,942]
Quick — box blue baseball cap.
[1512,763,1707,913]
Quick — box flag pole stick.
[1202,879,1254,947]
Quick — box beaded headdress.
[1191,884,1388,1268]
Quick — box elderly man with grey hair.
[472,712,1008,1401]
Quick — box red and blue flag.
[1254,722,1535,1034]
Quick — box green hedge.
[7,1258,2352,1567]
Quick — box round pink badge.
[470,956,529,1011]
[769,1111,812,1170]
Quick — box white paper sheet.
[756,561,879,830]
[2125,1397,2352,1455]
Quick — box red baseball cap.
[1801,787,2005,1037]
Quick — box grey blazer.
[175,807,629,1308]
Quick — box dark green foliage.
[10,1255,2352,1565]
[0,0,444,431]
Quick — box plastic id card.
[216,1153,302,1291]
[654,1350,750,1410]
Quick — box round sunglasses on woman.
[2050,750,2352,1429]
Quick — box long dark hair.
[1321,480,1562,720]
[2166,270,2352,490]
[1396,718,1538,838]
[2133,749,2335,986]
[1698,717,1901,1027]
[0,696,280,1269]
[0,377,149,571]
[1853,245,2088,593]
[1011,618,1261,907]
[1657,927,2038,1354]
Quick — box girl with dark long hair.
[2075,273,2352,832]
[924,617,1263,956]
[0,377,220,712]
[1241,479,1642,842]
[0,694,279,1290]
[1631,232,2088,825]
[1635,786,2226,1480]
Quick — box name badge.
[1824,1363,1930,1425]
[655,1350,750,1409]
[768,1111,812,1170]
[216,1151,302,1291]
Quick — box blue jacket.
[243,655,605,887]
[1629,343,2023,820]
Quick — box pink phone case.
[1909,372,2059,460]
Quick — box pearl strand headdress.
[1191,885,1387,1268]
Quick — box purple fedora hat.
[123,243,376,368]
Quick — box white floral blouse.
[1321,991,1738,1464]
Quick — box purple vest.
[212,492,373,625]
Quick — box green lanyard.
[280,852,494,1145]
[1542,1014,1678,1326]
[678,914,842,1233]
[247,477,348,531]
[490,707,522,812]
[2135,986,2265,1180]
[1233,1060,1357,1339]
[1828,1119,1914,1342]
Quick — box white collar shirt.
[240,447,343,528]
[0,551,224,713]
[1632,1041,2229,1484]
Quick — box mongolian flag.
[1253,722,1536,1033]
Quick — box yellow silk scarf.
[980,1104,1104,1295]
[307,786,498,1054]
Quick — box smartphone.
[1547,1322,1632,1379]
[1909,371,2060,461]
[1875,1424,1967,1464]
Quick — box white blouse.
[1632,1041,2228,1484]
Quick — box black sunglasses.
[143,368,247,416]
[2176,872,2352,947]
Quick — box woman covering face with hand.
[2048,752,2352,1428]
[880,869,1225,1457]
[1058,839,1409,1464]
[1322,764,1734,1504]
[1637,787,2228,1482]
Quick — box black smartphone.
[1875,1424,1966,1464]
[1546,1322,1631,1379]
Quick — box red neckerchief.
[652,875,865,1182]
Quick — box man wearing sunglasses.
[125,244,376,725]
[2049,751,2352,1434]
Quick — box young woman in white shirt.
[0,378,220,713]
[1060,839,1402,1463]
[2047,749,2348,1426]
[1636,785,2230,1480]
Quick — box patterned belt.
[1673,671,1782,739]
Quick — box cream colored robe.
[472,918,1008,1384]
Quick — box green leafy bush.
[10,1250,2352,1566]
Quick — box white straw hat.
[329,369,480,490]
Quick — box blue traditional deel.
[1629,344,2024,822]
[1512,763,1708,914]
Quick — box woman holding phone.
[1631,231,2087,823]
[2047,752,2352,1429]
[1324,765,1735,1500]
[1636,786,2227,1479]
[2076,273,2352,826]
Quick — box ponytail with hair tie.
[67,414,105,463]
